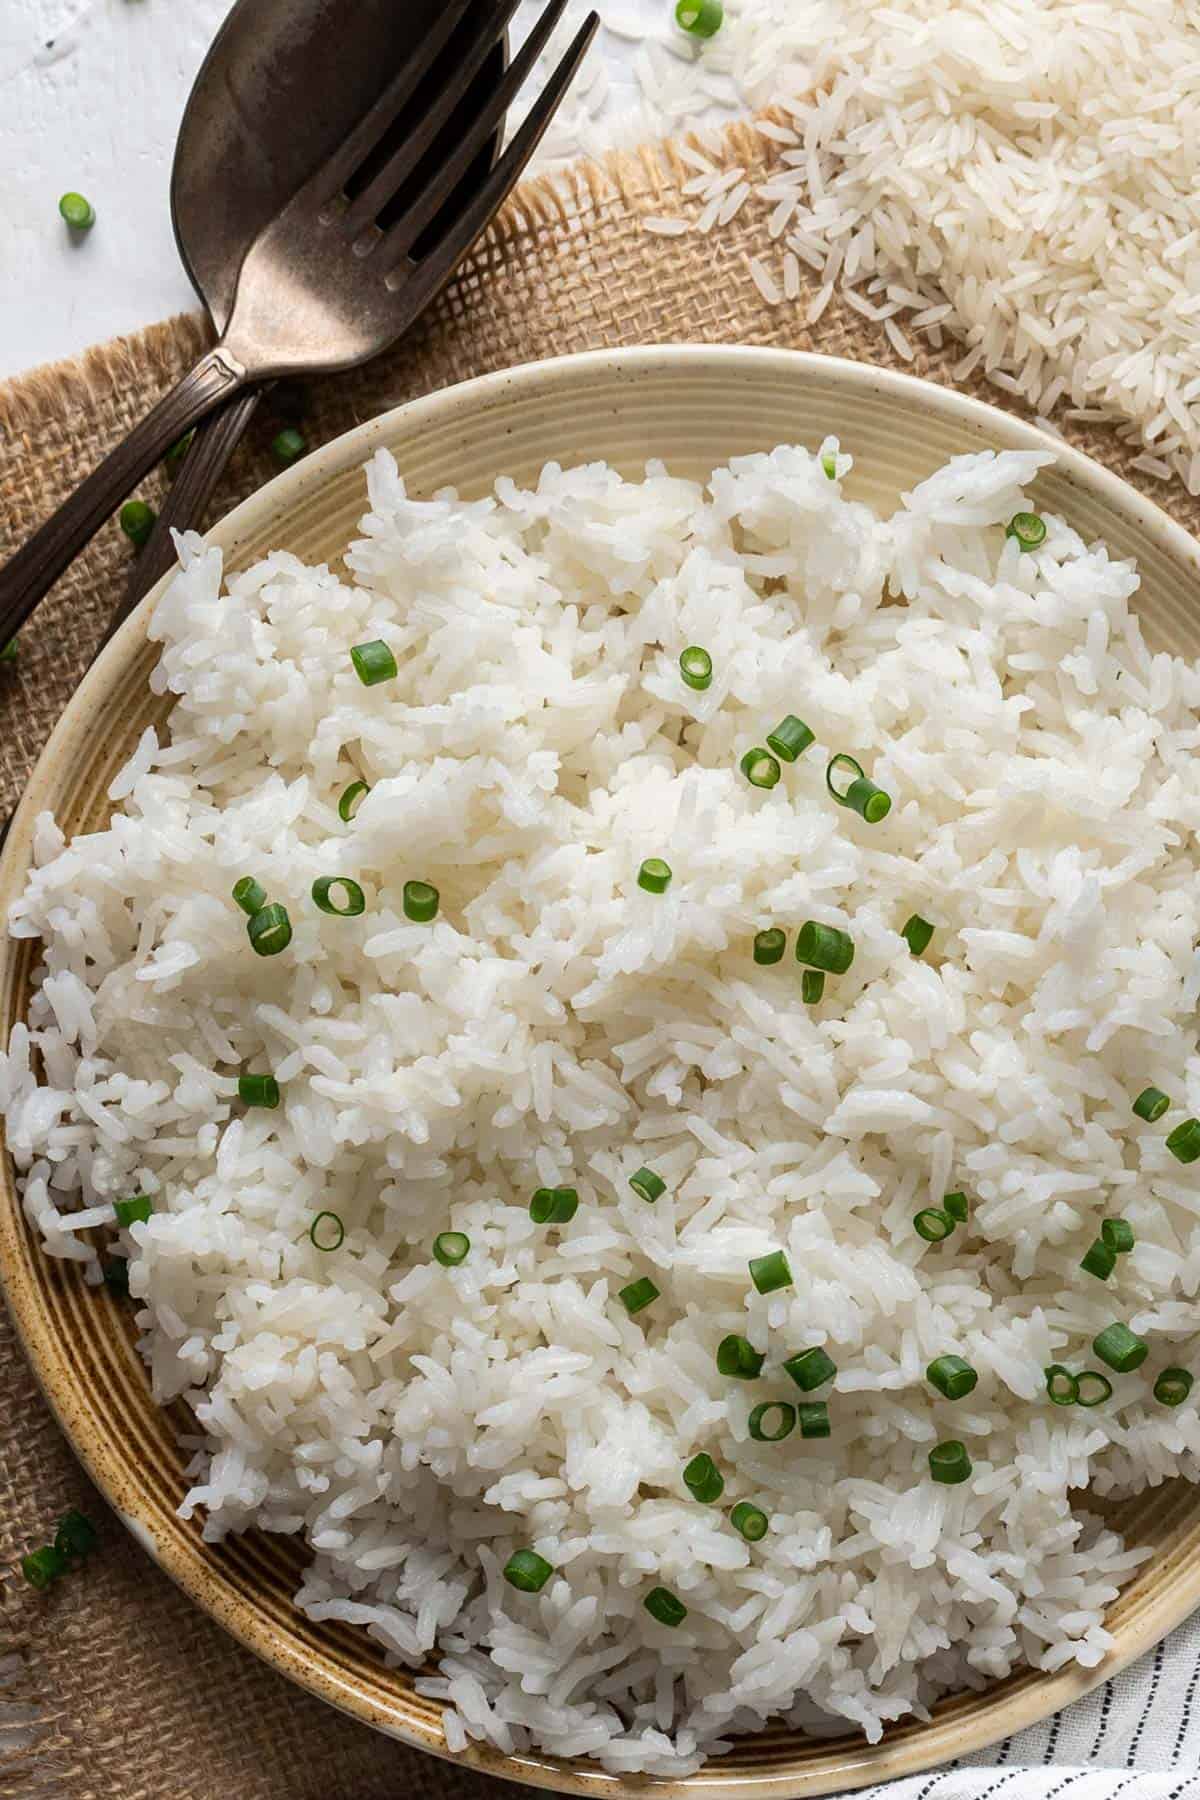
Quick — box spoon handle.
[0,348,244,649]
[105,388,262,644]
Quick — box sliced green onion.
[730,1501,768,1541]
[312,875,366,917]
[1044,1364,1079,1406]
[21,1545,67,1589]
[644,1585,687,1626]
[119,499,156,549]
[163,431,194,479]
[1166,1118,1200,1163]
[338,780,370,823]
[433,1231,470,1267]
[637,857,672,894]
[1005,511,1047,552]
[271,427,307,467]
[914,1208,955,1243]
[350,639,398,686]
[766,715,815,763]
[619,1276,660,1316]
[795,920,854,975]
[740,747,782,790]
[402,880,439,922]
[238,1073,280,1109]
[674,0,722,37]
[820,450,838,480]
[0,639,17,664]
[826,753,891,823]
[1153,1367,1193,1407]
[943,1191,969,1224]
[309,1211,344,1252]
[1092,1321,1148,1373]
[801,969,825,1004]
[629,1166,666,1203]
[1132,1086,1170,1123]
[798,1401,830,1439]
[504,1548,553,1593]
[929,1440,972,1484]
[716,1334,764,1379]
[529,1186,579,1225]
[58,191,95,230]
[748,1401,795,1442]
[902,914,934,957]
[753,928,786,966]
[1101,1218,1135,1255]
[682,1453,724,1503]
[782,1347,837,1392]
[232,876,267,917]
[113,1194,152,1228]
[247,902,292,956]
[679,646,713,691]
[926,1355,978,1401]
[54,1510,98,1560]
[1076,1370,1113,1408]
[1080,1238,1116,1281]
[102,1257,129,1297]
[749,1249,793,1295]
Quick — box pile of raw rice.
[3,440,1200,1773]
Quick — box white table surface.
[1,0,735,383]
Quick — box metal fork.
[0,0,598,646]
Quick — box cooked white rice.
[4,441,1200,1773]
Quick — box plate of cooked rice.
[2,345,1199,1795]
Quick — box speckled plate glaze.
[3,346,1200,1797]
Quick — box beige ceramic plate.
[3,346,1200,1797]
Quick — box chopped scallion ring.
[679,646,713,691]
[119,499,156,549]
[504,1548,553,1592]
[943,1191,968,1224]
[529,1186,579,1225]
[247,902,292,957]
[59,191,96,230]
[309,1211,345,1252]
[637,857,672,894]
[753,928,786,966]
[1092,1321,1148,1373]
[1080,1238,1116,1281]
[1154,1367,1193,1407]
[926,1354,978,1401]
[21,1545,67,1589]
[766,715,815,763]
[271,427,307,467]
[782,1347,836,1392]
[730,1501,768,1541]
[644,1585,687,1626]
[338,780,370,823]
[798,1401,830,1439]
[402,880,439,922]
[312,875,366,917]
[682,1453,724,1503]
[433,1231,470,1267]
[740,747,781,790]
[1101,1218,1134,1255]
[929,1439,972,1484]
[1076,1370,1113,1408]
[1044,1364,1079,1406]
[716,1334,764,1379]
[674,0,722,36]
[902,914,934,956]
[1166,1118,1200,1163]
[820,451,837,480]
[350,638,398,687]
[232,876,267,916]
[54,1510,98,1560]
[795,920,854,975]
[748,1249,793,1295]
[238,1073,280,1109]
[619,1275,660,1316]
[113,1194,152,1228]
[914,1208,955,1243]
[748,1400,796,1442]
[801,969,825,1004]
[1132,1085,1169,1123]
[629,1166,666,1203]
[1005,511,1047,552]
[826,752,891,822]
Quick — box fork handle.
[0,347,245,649]
[105,388,263,646]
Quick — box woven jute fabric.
[2,120,1199,1800]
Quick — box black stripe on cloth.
[1126,1641,1166,1767]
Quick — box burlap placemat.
[3,118,1199,1800]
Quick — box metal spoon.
[0,0,596,642]
[117,0,511,626]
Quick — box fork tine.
[311,0,476,209]
[342,0,526,239]
[385,11,599,285]
[375,0,575,266]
